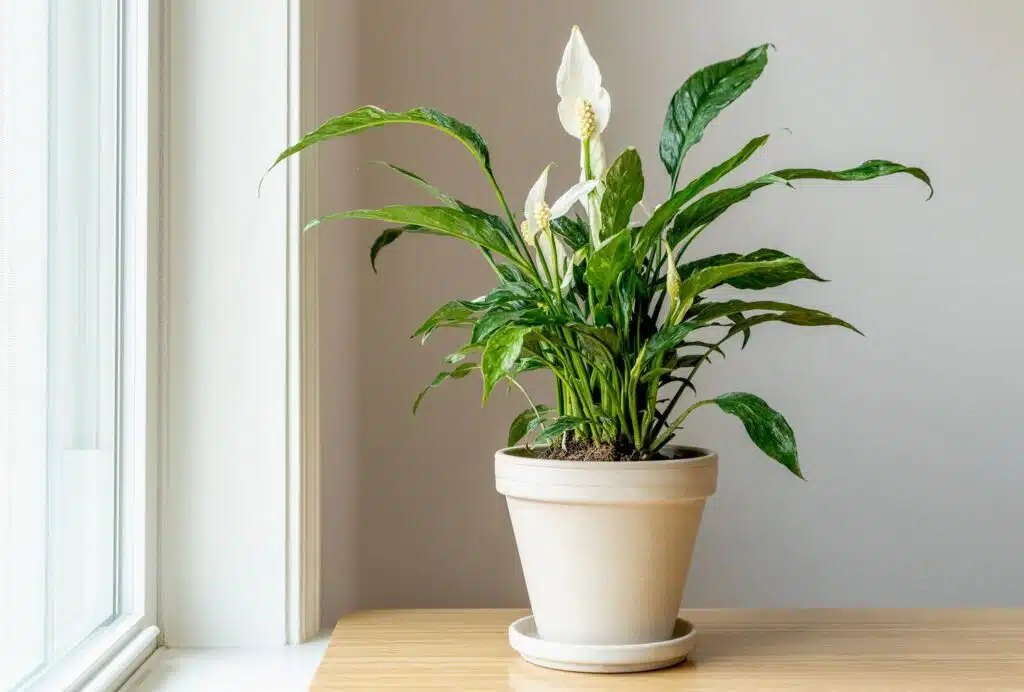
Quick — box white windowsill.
[118,633,329,691]
[25,619,159,691]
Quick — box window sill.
[26,618,159,692]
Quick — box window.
[1,0,157,689]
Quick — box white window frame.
[8,0,163,689]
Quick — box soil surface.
[537,437,704,462]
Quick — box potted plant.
[269,27,930,673]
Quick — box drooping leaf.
[671,249,824,291]
[413,362,477,414]
[267,105,493,182]
[584,230,632,303]
[660,45,771,189]
[306,205,516,260]
[711,392,803,479]
[667,174,789,247]
[665,160,932,248]
[600,148,645,239]
[369,161,458,207]
[725,309,863,337]
[535,416,588,445]
[508,405,553,447]
[775,160,933,199]
[481,326,529,401]
[634,134,772,260]
[675,258,804,310]
[413,301,476,343]
[370,226,417,272]
[550,216,589,251]
[687,299,852,328]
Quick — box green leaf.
[635,134,772,260]
[775,160,933,199]
[672,249,824,291]
[369,161,458,207]
[535,416,587,445]
[471,310,521,345]
[550,216,589,251]
[675,258,803,310]
[508,405,553,447]
[711,392,803,479]
[481,326,529,402]
[443,342,483,364]
[307,206,516,260]
[584,230,632,303]
[369,226,417,272]
[412,301,476,343]
[600,148,645,239]
[645,323,696,364]
[667,174,789,247]
[665,160,932,249]
[660,45,771,190]
[267,105,492,183]
[726,309,863,337]
[413,363,477,414]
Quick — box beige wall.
[319,0,1024,623]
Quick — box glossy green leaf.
[306,206,516,259]
[442,342,483,364]
[672,249,824,291]
[535,416,587,445]
[645,323,696,364]
[660,45,770,190]
[584,230,632,302]
[634,136,765,261]
[412,301,476,343]
[687,299,852,328]
[775,160,933,199]
[711,392,803,479]
[725,309,863,337]
[267,105,492,181]
[413,362,477,414]
[550,216,589,251]
[369,161,458,207]
[600,148,645,239]
[667,175,789,247]
[370,226,417,272]
[508,405,553,447]
[481,326,529,402]
[675,258,803,310]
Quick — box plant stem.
[650,399,713,453]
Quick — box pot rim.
[495,445,718,503]
[495,444,717,470]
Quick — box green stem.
[650,399,713,453]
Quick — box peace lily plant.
[270,27,930,670]
[271,27,930,471]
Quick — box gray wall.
[319,0,1024,624]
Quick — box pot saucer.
[508,615,695,673]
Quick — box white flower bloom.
[522,165,597,282]
[556,26,611,141]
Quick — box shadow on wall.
[319,0,1024,625]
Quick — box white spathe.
[522,164,596,287]
[555,26,610,140]
[495,448,718,652]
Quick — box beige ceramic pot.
[495,446,718,648]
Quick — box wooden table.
[311,609,1024,691]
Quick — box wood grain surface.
[311,608,1024,691]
